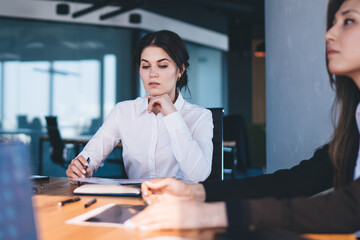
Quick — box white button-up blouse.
[79,93,214,183]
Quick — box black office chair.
[223,114,252,177]
[29,117,42,170]
[17,115,29,129]
[205,108,224,181]
[247,123,266,169]
[45,116,72,168]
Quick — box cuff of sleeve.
[225,200,249,229]
[163,111,187,132]
[203,180,224,202]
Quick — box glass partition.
[0,18,133,134]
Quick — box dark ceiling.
[47,0,264,36]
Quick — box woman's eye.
[344,18,355,25]
[159,65,168,69]
[141,66,150,69]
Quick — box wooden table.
[32,177,357,240]
[32,177,224,240]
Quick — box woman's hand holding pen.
[141,178,206,205]
[146,94,176,116]
[66,155,91,182]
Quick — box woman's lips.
[326,48,339,56]
[149,82,160,87]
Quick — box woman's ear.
[178,64,186,78]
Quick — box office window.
[52,60,100,135]
[0,18,133,133]
[0,62,4,123]
[2,61,50,129]
[104,54,116,118]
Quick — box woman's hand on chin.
[146,94,176,116]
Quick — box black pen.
[78,157,91,187]
[58,197,81,206]
[83,157,90,170]
[84,198,97,208]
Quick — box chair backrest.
[223,114,252,173]
[45,116,66,167]
[247,123,266,168]
[88,117,102,135]
[17,115,29,129]
[206,108,224,181]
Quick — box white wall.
[266,0,335,172]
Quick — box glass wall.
[2,60,102,135]
[0,18,133,134]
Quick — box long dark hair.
[327,0,360,187]
[133,30,190,94]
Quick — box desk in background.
[38,135,122,175]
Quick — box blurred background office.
[0,0,265,177]
[0,0,333,180]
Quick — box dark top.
[203,145,360,233]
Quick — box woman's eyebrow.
[140,58,170,63]
[157,58,170,63]
[341,9,360,16]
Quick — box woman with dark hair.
[66,30,213,183]
[126,0,360,233]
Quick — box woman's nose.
[150,69,159,77]
[324,26,336,42]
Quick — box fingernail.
[82,169,86,174]
[146,200,151,205]
[143,191,148,197]
[123,220,135,228]
[138,225,147,231]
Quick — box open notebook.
[73,184,141,197]
[0,139,37,239]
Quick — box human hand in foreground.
[141,177,206,205]
[66,155,91,183]
[125,200,228,231]
[146,94,176,116]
